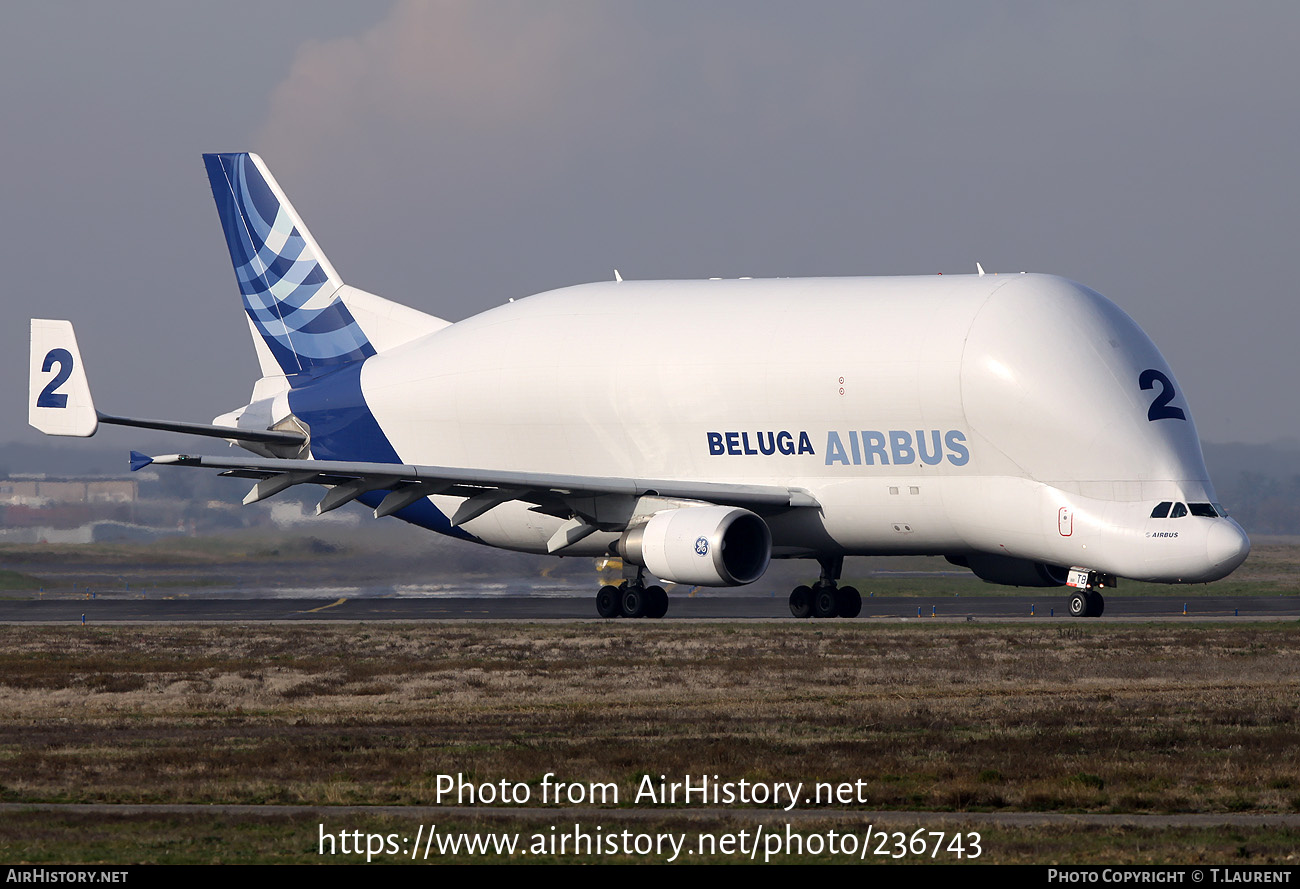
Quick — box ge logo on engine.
[694,537,709,556]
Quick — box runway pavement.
[1,593,1296,622]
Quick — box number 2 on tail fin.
[36,348,74,408]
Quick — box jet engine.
[947,553,1069,587]
[618,506,771,586]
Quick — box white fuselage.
[353,273,1248,584]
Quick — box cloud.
[256,2,608,180]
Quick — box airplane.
[28,152,1250,619]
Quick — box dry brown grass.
[0,623,1296,815]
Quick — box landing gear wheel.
[1087,590,1105,618]
[813,586,839,619]
[836,585,862,618]
[789,585,813,619]
[621,586,647,618]
[644,586,669,619]
[595,585,621,618]
[1069,591,1088,618]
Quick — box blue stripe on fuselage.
[286,361,471,540]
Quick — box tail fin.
[203,152,375,378]
[29,319,98,437]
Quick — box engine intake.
[618,506,771,586]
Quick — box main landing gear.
[596,568,669,619]
[1067,570,1113,618]
[789,555,862,619]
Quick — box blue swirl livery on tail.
[203,152,374,378]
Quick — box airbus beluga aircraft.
[28,153,1249,619]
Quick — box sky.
[3,1,1298,456]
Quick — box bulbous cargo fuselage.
[339,272,1247,585]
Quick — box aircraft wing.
[133,451,819,551]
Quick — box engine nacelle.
[618,506,771,586]
[948,553,1069,587]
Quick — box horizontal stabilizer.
[29,321,304,450]
[99,412,305,447]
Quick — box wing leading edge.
[132,451,819,553]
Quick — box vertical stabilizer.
[203,152,375,379]
[29,319,98,437]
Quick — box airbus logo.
[824,430,969,466]
[706,429,970,467]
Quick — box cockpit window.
[1189,503,1218,517]
[1150,502,1172,519]
[1213,502,1229,517]
[1170,502,1188,518]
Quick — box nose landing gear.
[1066,569,1114,618]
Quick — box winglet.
[129,451,154,472]
[29,320,98,437]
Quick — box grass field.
[4,537,1299,598]
[0,621,1296,863]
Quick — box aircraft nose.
[1206,521,1250,573]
